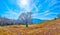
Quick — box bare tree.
[19,12,32,27]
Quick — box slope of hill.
[0,18,60,35]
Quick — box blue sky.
[0,0,60,20]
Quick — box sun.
[20,0,28,6]
[17,0,31,12]
[18,0,29,7]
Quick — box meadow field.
[0,18,60,35]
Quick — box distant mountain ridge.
[0,17,46,25]
[32,19,46,24]
[0,17,20,25]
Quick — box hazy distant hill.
[0,17,19,25]
[32,19,46,24]
[0,17,46,25]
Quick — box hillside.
[0,18,60,35]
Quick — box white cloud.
[32,10,49,17]
[32,10,58,20]
[3,10,32,20]
[32,15,56,20]
[2,10,20,20]
[6,11,17,15]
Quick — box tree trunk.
[26,23,28,27]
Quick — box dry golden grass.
[0,18,60,35]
